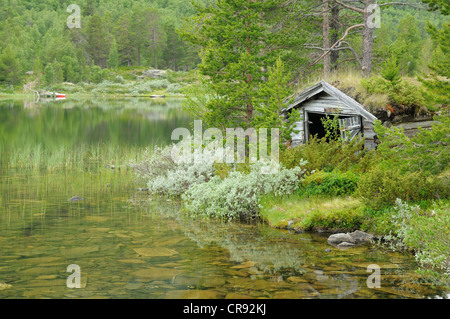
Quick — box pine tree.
[252,57,296,142]
[0,45,22,85]
[61,56,81,83]
[392,14,423,76]
[44,63,54,85]
[421,0,450,15]
[419,22,449,105]
[116,13,134,67]
[32,57,43,79]
[107,39,119,69]
[131,6,148,66]
[182,0,301,130]
[86,13,109,67]
[381,54,401,85]
[163,23,184,70]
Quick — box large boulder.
[327,230,374,247]
[327,233,355,245]
[348,230,374,244]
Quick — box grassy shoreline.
[0,89,184,100]
[259,194,365,232]
[0,67,197,100]
[258,190,449,288]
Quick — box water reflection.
[0,97,190,149]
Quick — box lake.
[0,97,448,299]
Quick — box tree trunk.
[361,0,374,76]
[330,4,340,72]
[137,46,141,66]
[153,30,158,69]
[323,0,331,78]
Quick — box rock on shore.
[327,230,374,249]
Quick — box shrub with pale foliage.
[182,161,306,220]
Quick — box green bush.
[357,165,446,209]
[374,115,450,176]
[166,83,182,93]
[361,75,427,113]
[389,80,426,112]
[300,208,363,231]
[381,199,450,287]
[213,162,252,180]
[299,170,359,197]
[280,135,366,173]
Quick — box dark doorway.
[307,112,362,142]
[308,112,327,139]
[307,112,342,141]
[307,112,346,142]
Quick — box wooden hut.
[282,80,378,150]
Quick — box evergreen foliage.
[418,22,449,106]
[0,0,206,86]
[181,0,309,130]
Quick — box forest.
[0,0,447,94]
[0,0,211,86]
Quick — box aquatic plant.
[6,143,149,172]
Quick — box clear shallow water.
[0,98,448,299]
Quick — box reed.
[4,142,154,172]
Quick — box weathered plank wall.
[363,119,377,150]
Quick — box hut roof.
[283,80,377,123]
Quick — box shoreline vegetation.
[0,67,198,100]
[127,110,449,288]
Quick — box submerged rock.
[337,242,356,249]
[68,196,84,202]
[133,247,179,257]
[132,267,181,281]
[0,283,12,290]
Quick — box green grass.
[293,68,436,114]
[259,194,365,231]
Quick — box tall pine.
[116,14,134,67]
[419,22,449,106]
[0,45,22,85]
[182,0,302,131]
[87,14,109,67]
[107,39,119,69]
